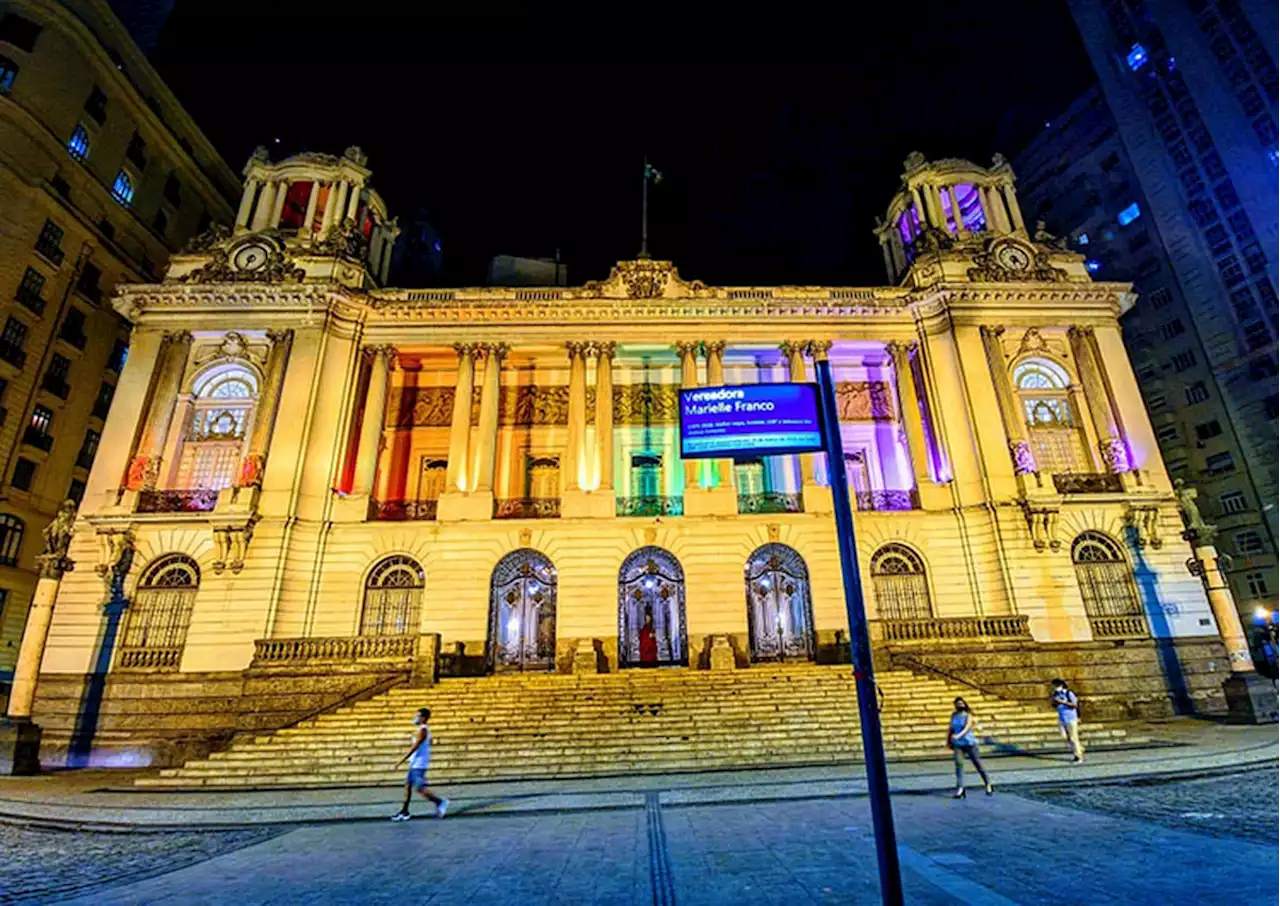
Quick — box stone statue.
[35,500,77,580]
[991,152,1007,169]
[903,151,926,172]
[1174,479,1215,541]
[1033,221,1055,243]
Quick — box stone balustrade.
[252,634,417,666]
[370,499,438,521]
[615,495,684,518]
[854,489,921,512]
[117,645,183,671]
[737,492,804,515]
[875,614,1031,643]
[1088,614,1149,640]
[493,497,561,519]
[136,489,220,513]
[1053,472,1124,494]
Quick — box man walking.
[1050,678,1085,763]
[392,707,448,821]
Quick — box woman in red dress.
[639,609,659,665]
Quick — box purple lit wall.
[909,347,951,482]
[938,184,988,235]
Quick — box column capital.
[265,328,295,345]
[674,341,700,359]
[595,341,617,361]
[476,342,509,363]
[884,340,918,363]
[162,330,194,346]
[703,340,727,358]
[979,325,1006,340]
[565,340,589,360]
[806,340,833,362]
[1067,324,1095,341]
[452,342,478,360]
[779,340,803,357]
[365,344,398,369]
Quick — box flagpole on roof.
[640,157,650,259]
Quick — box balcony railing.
[41,374,70,399]
[136,488,219,513]
[252,633,417,666]
[370,498,438,521]
[1088,614,1148,640]
[0,341,27,370]
[116,646,182,671]
[493,497,561,519]
[737,492,803,515]
[21,427,52,452]
[875,614,1031,643]
[854,489,920,511]
[1053,472,1124,494]
[616,495,684,517]
[16,286,45,316]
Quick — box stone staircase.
[136,665,1129,788]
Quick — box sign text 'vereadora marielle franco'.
[678,384,824,460]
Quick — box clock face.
[233,244,269,272]
[996,244,1031,271]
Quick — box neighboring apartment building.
[0,0,238,682]
[1017,0,1279,643]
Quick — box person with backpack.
[391,707,448,821]
[1051,678,1085,763]
[945,697,993,799]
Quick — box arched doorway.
[745,543,815,662]
[119,554,200,670]
[361,555,424,635]
[870,543,932,620]
[618,547,687,668]
[488,549,557,672]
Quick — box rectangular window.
[0,14,42,51]
[59,307,87,349]
[84,85,107,123]
[1146,393,1168,412]
[0,316,27,368]
[76,429,100,469]
[110,170,134,207]
[1236,531,1264,555]
[1117,202,1141,225]
[1194,420,1223,440]
[1205,451,1236,474]
[1220,490,1247,514]
[42,352,70,399]
[50,174,70,198]
[29,404,52,435]
[92,381,114,419]
[1156,423,1180,444]
[98,218,115,241]
[34,220,64,264]
[16,267,45,314]
[1171,350,1197,372]
[11,457,36,491]
[1243,321,1270,351]
[108,339,128,373]
[23,403,52,452]
[1265,394,1278,420]
[67,478,86,504]
[75,263,102,304]
[1159,319,1185,340]
[66,124,90,161]
[152,209,168,237]
[164,174,182,207]
[125,132,147,170]
[1185,382,1209,404]
[1249,357,1278,380]
[1164,456,1189,475]
[1247,571,1269,597]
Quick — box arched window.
[361,555,424,635]
[173,363,259,491]
[745,543,815,661]
[0,514,24,566]
[618,546,687,668]
[871,543,932,620]
[488,549,557,672]
[120,555,200,670]
[1012,357,1089,473]
[1072,532,1143,618]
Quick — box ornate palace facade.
[17,150,1245,763]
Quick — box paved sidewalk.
[0,718,1273,829]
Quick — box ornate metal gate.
[488,549,558,672]
[618,546,687,668]
[745,543,815,662]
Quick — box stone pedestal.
[1222,672,1279,724]
[916,483,952,511]
[412,633,441,686]
[560,489,616,519]
[708,635,736,671]
[801,483,833,515]
[572,639,601,675]
[331,493,373,522]
[0,720,42,776]
[436,491,493,522]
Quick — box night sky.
[152,2,1094,287]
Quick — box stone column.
[886,341,938,491]
[911,185,930,229]
[444,344,476,493]
[1191,541,1278,722]
[888,234,906,273]
[922,184,945,232]
[269,179,288,227]
[300,182,321,238]
[321,181,340,235]
[1069,327,1129,473]
[983,185,1009,232]
[948,185,968,238]
[595,343,616,490]
[345,180,362,220]
[1002,185,1026,233]
[676,342,701,490]
[471,343,506,494]
[351,345,394,498]
[562,342,588,493]
[879,239,895,279]
[782,341,817,486]
[703,341,735,490]
[126,331,192,490]
[237,329,294,489]
[251,180,278,231]
[979,326,1034,476]
[235,179,258,229]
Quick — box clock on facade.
[232,243,270,272]
[995,243,1032,272]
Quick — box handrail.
[889,651,1005,699]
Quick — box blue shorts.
[406,767,429,789]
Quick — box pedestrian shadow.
[447,793,547,816]
[980,737,1067,764]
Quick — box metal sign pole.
[812,353,905,906]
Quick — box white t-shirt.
[408,725,432,769]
